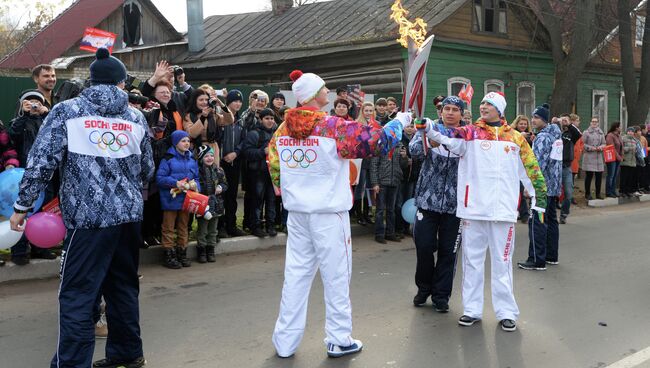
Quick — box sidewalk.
[0,175,644,284]
[0,221,374,284]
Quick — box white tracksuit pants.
[460,219,519,321]
[272,211,354,357]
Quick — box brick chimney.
[272,0,293,16]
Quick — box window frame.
[472,0,508,36]
[592,89,609,131]
[447,77,472,110]
[516,81,536,117]
[484,79,505,95]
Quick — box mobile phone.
[216,89,224,97]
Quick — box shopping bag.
[603,145,616,163]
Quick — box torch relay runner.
[268,70,410,358]
[415,92,547,332]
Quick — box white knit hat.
[481,92,507,117]
[290,70,325,105]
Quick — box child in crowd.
[196,145,228,263]
[157,130,201,269]
[242,108,277,238]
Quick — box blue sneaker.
[326,339,363,358]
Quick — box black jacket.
[8,113,44,165]
[401,133,421,183]
[199,164,228,217]
[242,124,276,173]
[142,102,178,168]
[219,117,245,157]
[561,123,582,167]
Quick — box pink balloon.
[25,212,66,248]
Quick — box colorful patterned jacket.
[426,118,547,223]
[410,122,460,214]
[268,106,402,213]
[532,123,563,197]
[0,123,19,170]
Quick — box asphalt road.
[2,203,650,368]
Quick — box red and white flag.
[458,83,474,105]
[80,27,117,53]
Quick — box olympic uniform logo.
[89,130,130,152]
[280,148,317,168]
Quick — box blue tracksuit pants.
[51,222,143,368]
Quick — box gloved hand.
[414,118,431,133]
[395,111,413,127]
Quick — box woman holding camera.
[183,87,234,159]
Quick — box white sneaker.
[634,191,643,197]
[325,338,363,358]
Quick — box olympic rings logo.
[88,130,130,152]
[280,148,317,168]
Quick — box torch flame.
[390,0,428,48]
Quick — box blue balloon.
[401,198,418,224]
[0,168,45,218]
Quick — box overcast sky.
[8,1,327,32]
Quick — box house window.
[636,15,645,47]
[620,92,628,130]
[447,77,471,110]
[484,79,504,95]
[517,82,535,117]
[593,90,608,131]
[473,0,507,34]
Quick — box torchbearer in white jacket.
[416,92,547,332]
[267,70,410,358]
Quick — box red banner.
[79,27,117,53]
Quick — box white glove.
[395,112,413,128]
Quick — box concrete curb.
[0,223,375,284]
[587,193,650,207]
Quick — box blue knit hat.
[533,103,550,124]
[226,89,243,105]
[89,48,127,86]
[441,96,465,114]
[171,130,189,147]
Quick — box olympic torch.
[390,0,433,153]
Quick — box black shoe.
[546,259,559,265]
[0,259,5,266]
[520,217,529,224]
[374,236,386,244]
[11,256,29,266]
[206,245,216,262]
[585,195,592,201]
[196,245,207,263]
[413,291,429,307]
[163,248,182,269]
[357,218,367,226]
[517,260,546,271]
[267,227,278,237]
[175,246,191,267]
[500,319,517,332]
[458,315,481,326]
[433,299,449,313]
[384,234,401,242]
[144,235,160,247]
[559,217,566,224]
[31,248,57,260]
[596,194,604,200]
[93,356,146,368]
[140,240,150,249]
[228,228,247,237]
[365,216,375,225]
[252,228,268,238]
